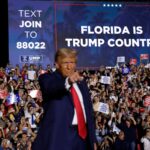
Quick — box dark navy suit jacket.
[32,71,96,150]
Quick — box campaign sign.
[140,54,149,60]
[29,90,42,99]
[99,102,109,114]
[100,76,111,84]
[9,0,150,68]
[130,58,137,65]
[117,56,125,63]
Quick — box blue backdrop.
[8,0,150,68]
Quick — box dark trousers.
[69,125,91,150]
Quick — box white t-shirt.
[141,137,150,150]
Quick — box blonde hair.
[55,48,77,62]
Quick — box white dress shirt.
[65,79,86,125]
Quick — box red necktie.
[70,86,87,139]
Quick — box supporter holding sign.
[100,76,111,85]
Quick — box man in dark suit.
[32,48,97,150]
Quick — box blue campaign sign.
[8,0,54,68]
[8,0,150,68]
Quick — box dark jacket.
[32,71,96,150]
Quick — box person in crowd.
[0,127,5,145]
[14,131,32,150]
[143,115,150,130]
[113,131,127,150]
[32,48,97,150]
[140,128,150,150]
[100,135,113,150]
[117,114,137,150]
[1,138,13,150]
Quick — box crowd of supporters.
[0,63,149,150]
